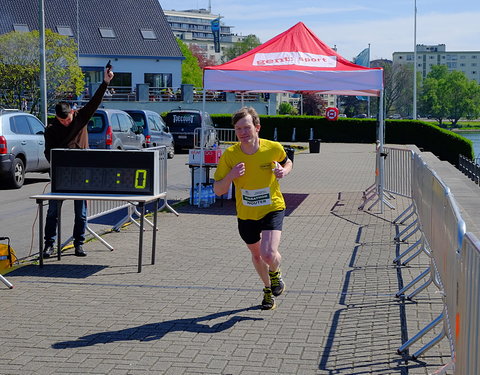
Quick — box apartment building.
[163,8,245,64]
[393,44,480,84]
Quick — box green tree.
[224,35,261,62]
[278,102,298,115]
[176,38,203,88]
[419,65,480,125]
[0,30,83,113]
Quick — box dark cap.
[55,102,72,119]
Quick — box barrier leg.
[395,267,429,297]
[407,273,433,300]
[394,219,418,241]
[411,328,446,360]
[158,200,179,217]
[86,225,114,251]
[0,274,13,289]
[393,203,414,224]
[401,244,425,266]
[397,312,444,355]
[393,238,421,264]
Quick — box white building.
[163,8,245,64]
[393,44,480,84]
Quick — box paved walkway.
[1,143,451,374]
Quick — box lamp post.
[413,0,417,119]
[39,0,47,125]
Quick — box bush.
[210,114,473,165]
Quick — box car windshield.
[166,112,201,130]
[87,114,106,133]
[128,112,146,129]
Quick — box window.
[57,26,73,37]
[144,73,172,88]
[140,29,157,40]
[13,24,29,32]
[110,72,131,88]
[99,28,116,38]
[10,116,31,134]
[473,63,478,67]
[27,117,45,135]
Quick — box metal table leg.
[37,199,44,267]
[138,202,145,273]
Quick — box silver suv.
[87,109,144,150]
[0,110,49,188]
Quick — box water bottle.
[192,184,199,206]
[210,184,216,205]
[200,183,209,207]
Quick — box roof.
[0,0,183,59]
[204,22,383,95]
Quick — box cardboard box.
[188,149,222,164]
[204,150,222,164]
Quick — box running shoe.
[269,269,285,297]
[261,287,276,310]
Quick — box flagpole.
[413,0,417,119]
[367,43,371,118]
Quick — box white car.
[0,110,49,188]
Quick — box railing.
[458,154,480,185]
[214,128,236,144]
[455,232,480,375]
[383,147,413,198]
[377,147,480,373]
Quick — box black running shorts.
[237,210,285,245]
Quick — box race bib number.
[241,188,271,207]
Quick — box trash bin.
[309,139,321,153]
[283,146,295,163]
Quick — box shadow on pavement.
[7,263,107,278]
[52,306,263,348]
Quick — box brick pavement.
[0,143,451,374]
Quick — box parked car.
[87,109,144,150]
[389,114,402,120]
[164,109,217,152]
[124,109,175,158]
[0,110,49,188]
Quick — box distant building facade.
[0,0,184,94]
[393,44,480,84]
[164,8,245,64]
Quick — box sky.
[158,0,480,61]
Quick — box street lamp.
[39,0,47,125]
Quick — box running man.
[213,107,293,310]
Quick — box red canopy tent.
[203,22,383,96]
[201,22,388,211]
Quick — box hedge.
[210,114,474,166]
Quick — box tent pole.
[197,89,207,207]
[378,89,385,214]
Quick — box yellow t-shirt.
[214,139,287,220]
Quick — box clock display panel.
[50,149,159,195]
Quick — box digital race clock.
[50,149,161,195]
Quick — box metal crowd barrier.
[62,146,177,250]
[359,145,412,211]
[384,147,413,198]
[455,232,480,375]
[361,145,480,371]
[458,154,480,185]
[214,128,237,144]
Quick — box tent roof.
[203,22,383,96]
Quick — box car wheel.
[9,158,25,188]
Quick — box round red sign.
[325,107,339,121]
